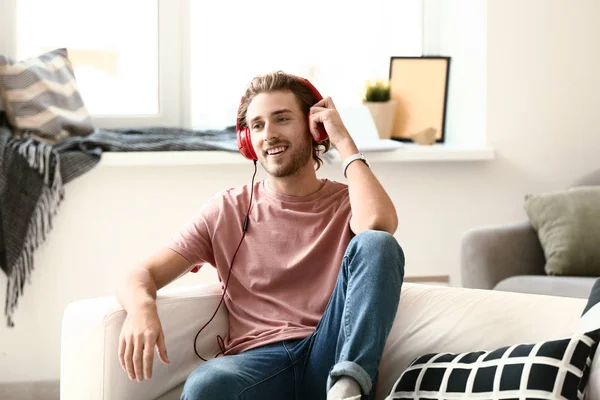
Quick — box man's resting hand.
[118,304,170,381]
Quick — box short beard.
[260,137,313,178]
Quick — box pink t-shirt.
[168,178,354,355]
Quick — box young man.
[116,71,405,400]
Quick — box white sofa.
[60,282,595,400]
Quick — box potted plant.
[363,80,396,140]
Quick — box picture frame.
[388,56,451,143]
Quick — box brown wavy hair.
[236,71,331,170]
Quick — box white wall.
[0,0,16,58]
[424,0,487,147]
[1,0,600,384]
[486,0,600,183]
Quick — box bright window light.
[189,0,423,129]
[15,0,159,116]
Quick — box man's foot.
[327,376,362,400]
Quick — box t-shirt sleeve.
[167,195,220,269]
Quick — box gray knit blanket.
[0,120,238,327]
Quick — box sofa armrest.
[461,221,546,290]
[60,283,229,400]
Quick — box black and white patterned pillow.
[386,331,597,400]
[387,331,600,400]
[386,278,600,400]
[387,281,600,400]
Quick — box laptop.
[336,105,404,152]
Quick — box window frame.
[0,0,190,129]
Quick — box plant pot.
[363,100,397,139]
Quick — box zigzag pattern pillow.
[0,48,94,144]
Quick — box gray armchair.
[461,169,600,299]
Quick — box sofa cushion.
[155,383,184,400]
[386,280,600,400]
[375,285,587,400]
[385,330,597,400]
[494,275,596,299]
[0,48,94,144]
[524,186,600,276]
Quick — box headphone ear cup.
[236,95,257,161]
[237,127,258,160]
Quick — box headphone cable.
[194,160,258,361]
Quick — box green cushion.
[524,186,600,276]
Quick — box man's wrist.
[132,295,157,313]
[342,153,370,178]
[334,137,359,159]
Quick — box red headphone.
[236,75,329,161]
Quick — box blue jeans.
[181,230,405,400]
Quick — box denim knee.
[349,230,405,275]
[181,363,240,399]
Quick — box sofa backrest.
[571,169,600,187]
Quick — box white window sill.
[98,143,495,167]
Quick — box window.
[2,0,425,130]
[189,0,424,129]
[5,0,183,128]
[16,0,159,116]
